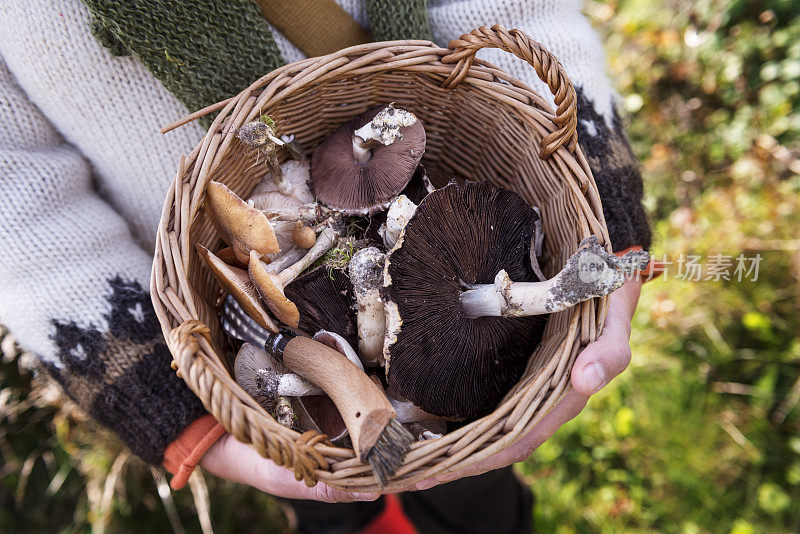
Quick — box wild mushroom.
[249,225,341,328]
[379,182,555,418]
[310,104,426,215]
[292,221,316,249]
[460,235,648,317]
[284,266,358,349]
[195,244,277,332]
[247,159,314,211]
[348,247,386,366]
[205,181,279,264]
[383,182,649,418]
[380,195,417,250]
[237,120,309,201]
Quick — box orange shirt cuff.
[614,245,665,282]
[163,414,226,490]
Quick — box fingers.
[200,434,379,503]
[417,281,644,491]
[415,389,588,491]
[571,279,641,396]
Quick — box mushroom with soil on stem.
[459,235,648,317]
[204,181,279,264]
[249,224,342,328]
[237,119,311,202]
[382,181,649,419]
[380,195,417,250]
[348,247,387,366]
[310,104,426,215]
[365,165,433,247]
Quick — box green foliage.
[0,329,289,534]
[521,1,800,531]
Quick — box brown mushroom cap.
[310,106,426,215]
[205,181,279,263]
[383,181,546,419]
[195,244,277,332]
[248,250,300,328]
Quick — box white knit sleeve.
[0,56,205,463]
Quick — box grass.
[2,0,799,531]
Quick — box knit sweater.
[0,0,650,466]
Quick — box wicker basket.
[152,25,611,492]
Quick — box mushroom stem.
[264,146,299,199]
[380,195,417,250]
[237,121,300,199]
[278,226,339,285]
[460,237,650,318]
[351,104,418,163]
[266,246,305,274]
[275,397,294,427]
[349,247,386,366]
[258,203,331,222]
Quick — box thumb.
[571,279,640,396]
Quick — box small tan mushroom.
[205,181,279,264]
[292,221,316,249]
[249,226,340,328]
[196,244,277,332]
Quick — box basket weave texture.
[152,25,611,492]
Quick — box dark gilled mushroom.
[382,181,546,418]
[310,105,426,215]
[284,266,358,348]
[383,181,649,419]
[249,225,341,328]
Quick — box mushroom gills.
[310,104,426,215]
[382,180,547,418]
[249,225,341,328]
[284,267,358,348]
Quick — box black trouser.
[283,466,533,534]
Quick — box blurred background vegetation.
[2,0,799,532]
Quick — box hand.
[415,278,642,490]
[200,432,380,502]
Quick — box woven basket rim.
[152,25,611,492]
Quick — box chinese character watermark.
[642,253,762,282]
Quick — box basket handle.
[441,24,578,159]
